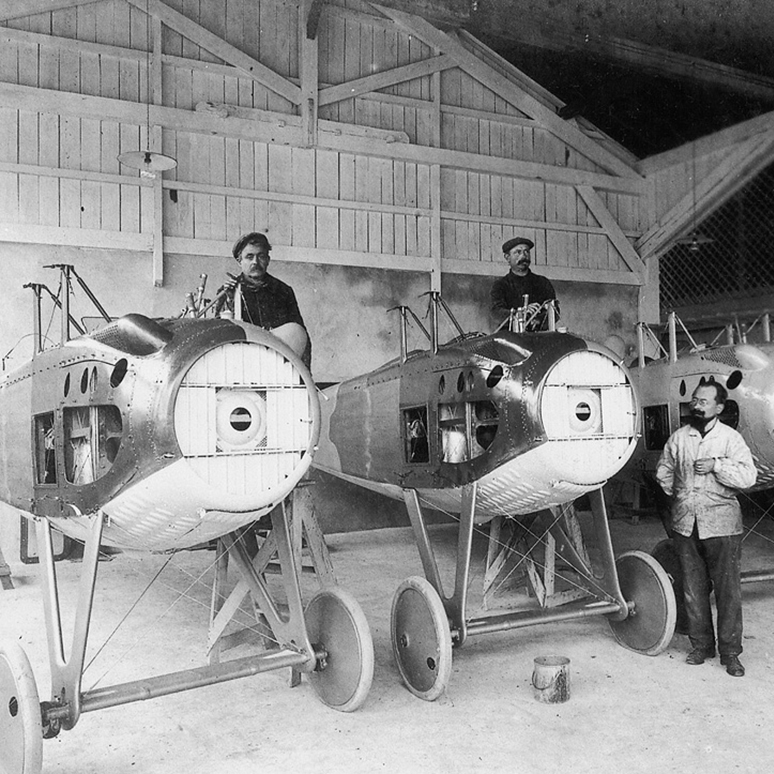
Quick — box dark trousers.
[673,527,743,656]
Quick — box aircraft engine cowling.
[538,346,639,485]
[99,331,319,551]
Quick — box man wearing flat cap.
[490,237,558,331]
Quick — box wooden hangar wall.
[0,0,651,382]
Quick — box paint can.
[532,655,570,704]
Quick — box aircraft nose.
[539,349,638,484]
[173,338,319,503]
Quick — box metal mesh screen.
[660,160,774,314]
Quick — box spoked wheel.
[608,550,677,656]
[651,538,688,635]
[305,587,374,712]
[0,641,43,774]
[391,576,452,701]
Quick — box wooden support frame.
[373,3,641,180]
[124,0,302,105]
[637,130,774,259]
[207,486,336,665]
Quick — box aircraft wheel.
[608,550,676,656]
[0,641,43,774]
[391,576,452,701]
[305,587,374,712]
[651,539,688,635]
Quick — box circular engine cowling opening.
[173,339,319,507]
[539,349,638,484]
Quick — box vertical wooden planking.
[224,136,240,238]
[189,133,210,237]
[405,161,418,255]
[316,149,340,250]
[59,109,82,227]
[393,160,407,256]
[170,131,193,237]
[191,66,210,107]
[172,62,193,110]
[366,157,382,252]
[379,157,394,254]
[252,141,269,230]
[37,113,59,226]
[333,151,354,252]
[267,143,292,245]
[0,106,18,221]
[17,111,39,225]
[181,0,201,60]
[101,120,121,232]
[80,118,102,230]
[76,1,97,42]
[353,154,369,252]
[209,136,227,241]
[417,163,431,257]
[291,146,316,248]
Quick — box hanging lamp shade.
[118,149,177,172]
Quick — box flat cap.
[502,237,534,253]
[232,231,272,259]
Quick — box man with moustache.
[490,237,558,331]
[656,382,756,676]
[215,232,311,369]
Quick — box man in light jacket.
[656,381,756,676]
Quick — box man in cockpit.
[490,237,559,332]
[656,382,756,677]
[215,231,312,369]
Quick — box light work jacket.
[655,420,757,539]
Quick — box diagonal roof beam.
[637,131,774,259]
[125,0,301,105]
[576,185,645,276]
[319,54,455,107]
[0,0,101,19]
[372,3,640,179]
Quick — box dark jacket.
[216,273,306,330]
[215,273,311,368]
[490,270,558,330]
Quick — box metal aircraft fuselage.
[632,341,774,491]
[0,313,319,552]
[314,330,639,521]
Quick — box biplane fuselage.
[632,341,774,491]
[315,330,639,521]
[0,314,319,551]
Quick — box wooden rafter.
[0,0,101,20]
[576,185,645,276]
[637,109,774,175]
[637,131,774,259]
[372,3,641,180]
[124,0,302,106]
[319,54,455,107]
[0,81,642,194]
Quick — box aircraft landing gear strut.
[391,485,677,700]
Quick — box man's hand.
[224,272,241,293]
[694,457,716,475]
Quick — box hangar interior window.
[643,405,670,450]
[403,406,429,463]
[34,412,57,484]
[64,406,123,484]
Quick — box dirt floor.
[3,509,774,774]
